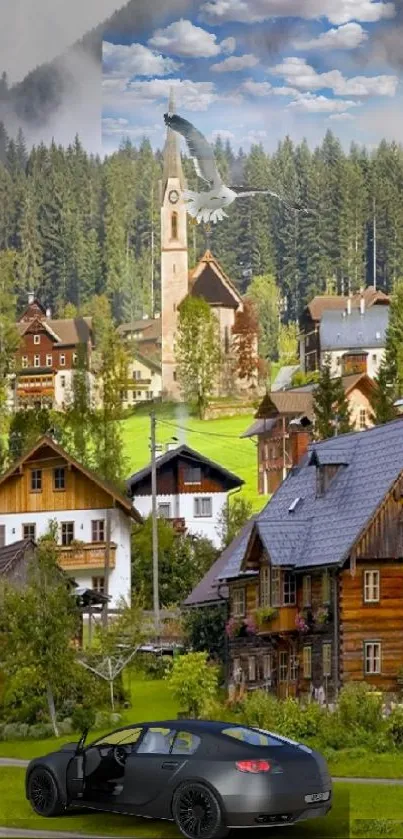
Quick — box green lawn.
[0,770,401,838]
[121,403,265,512]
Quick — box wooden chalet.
[190,420,403,700]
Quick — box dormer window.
[316,464,342,497]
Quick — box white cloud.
[295,22,368,50]
[148,18,233,58]
[199,0,395,25]
[272,86,300,96]
[241,79,272,95]
[288,92,359,112]
[102,41,179,79]
[211,53,259,72]
[269,57,399,96]
[103,77,219,111]
[329,112,355,120]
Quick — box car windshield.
[221,726,285,747]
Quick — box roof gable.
[0,436,141,522]
[127,444,243,492]
[188,250,242,310]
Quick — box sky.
[101,0,403,155]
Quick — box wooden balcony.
[58,542,116,571]
[258,606,298,634]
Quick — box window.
[262,653,272,681]
[303,646,312,679]
[22,356,28,368]
[364,570,380,603]
[184,465,202,485]
[279,651,288,682]
[34,334,40,344]
[53,467,65,490]
[158,503,171,518]
[283,572,296,605]
[137,727,176,754]
[359,408,366,430]
[46,354,52,367]
[34,355,40,367]
[173,371,177,382]
[23,523,36,540]
[59,354,65,366]
[92,520,105,542]
[133,370,141,380]
[232,587,246,618]
[271,568,281,607]
[302,575,311,607]
[322,570,331,604]
[30,469,42,491]
[222,727,284,747]
[61,522,74,546]
[0,524,5,548]
[365,642,381,675]
[194,497,212,517]
[92,576,105,594]
[95,727,143,747]
[323,642,332,678]
[60,375,66,388]
[172,731,201,755]
[224,326,230,354]
[171,211,178,239]
[260,565,270,607]
[73,353,77,366]
[290,655,298,682]
[248,656,256,682]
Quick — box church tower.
[160,88,188,399]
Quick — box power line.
[157,417,246,440]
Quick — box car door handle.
[162,761,179,769]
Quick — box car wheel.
[172,781,229,839]
[27,767,66,817]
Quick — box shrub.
[166,652,220,718]
[338,683,383,732]
[95,711,111,730]
[58,718,74,736]
[387,706,403,748]
[240,690,282,731]
[2,723,30,740]
[136,653,173,680]
[71,705,96,733]
[26,723,54,740]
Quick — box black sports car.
[25,719,332,839]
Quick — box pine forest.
[1,121,403,323]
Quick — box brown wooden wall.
[17,328,78,371]
[0,453,114,514]
[132,457,231,496]
[340,562,403,689]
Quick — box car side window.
[171,731,201,755]
[136,727,176,754]
[93,727,143,747]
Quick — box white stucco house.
[0,436,142,609]
[319,300,389,380]
[126,444,244,549]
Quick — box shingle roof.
[240,417,277,439]
[18,317,93,346]
[320,306,388,351]
[219,419,403,578]
[306,287,389,322]
[272,365,300,391]
[214,518,258,584]
[182,520,256,605]
[127,444,244,492]
[0,539,34,575]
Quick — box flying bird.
[164,112,315,224]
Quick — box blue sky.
[102,0,402,155]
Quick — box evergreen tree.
[313,356,353,439]
[247,273,280,360]
[59,343,95,466]
[370,360,398,425]
[0,250,20,470]
[383,278,403,397]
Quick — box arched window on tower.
[171,211,178,239]
[224,326,230,354]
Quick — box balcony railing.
[258,606,298,634]
[58,542,117,571]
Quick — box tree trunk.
[46,683,59,738]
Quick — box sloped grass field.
[0,769,401,838]
[121,403,264,512]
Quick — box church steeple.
[162,87,185,196]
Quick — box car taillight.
[236,760,271,773]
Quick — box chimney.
[360,294,365,316]
[28,292,35,305]
[142,314,149,320]
[154,311,160,319]
[46,307,51,318]
[155,444,164,459]
[289,416,312,467]
[347,296,352,316]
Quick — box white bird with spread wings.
[163,111,315,225]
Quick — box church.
[132,92,258,401]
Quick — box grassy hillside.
[121,403,265,513]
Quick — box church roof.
[188,250,242,310]
[161,88,186,194]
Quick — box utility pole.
[151,181,155,317]
[102,508,112,628]
[373,196,377,291]
[150,411,160,636]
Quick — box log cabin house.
[188,420,403,701]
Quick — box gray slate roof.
[320,306,388,351]
[218,419,403,579]
[272,365,300,391]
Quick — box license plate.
[304,792,330,803]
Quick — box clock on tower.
[168,189,179,204]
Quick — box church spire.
[162,86,185,195]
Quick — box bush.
[71,705,96,733]
[58,718,74,736]
[240,690,282,731]
[26,723,54,740]
[136,653,172,680]
[2,723,30,740]
[166,652,220,718]
[387,706,403,748]
[338,683,383,733]
[95,711,111,730]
